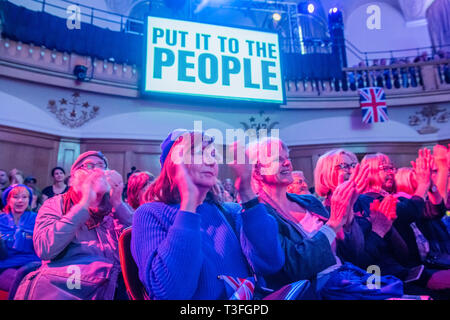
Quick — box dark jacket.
[262,193,337,290]
[353,193,433,285]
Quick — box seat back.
[118,227,149,300]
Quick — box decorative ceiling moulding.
[408,105,449,134]
[48,92,100,128]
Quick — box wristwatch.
[429,184,438,193]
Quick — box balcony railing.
[287,59,450,97]
[2,34,450,102]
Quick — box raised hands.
[78,168,111,209]
[327,180,357,233]
[348,163,370,195]
[105,170,125,208]
[228,141,256,203]
[172,135,202,213]
[411,148,432,199]
[338,163,370,230]
[368,195,397,237]
[370,195,398,221]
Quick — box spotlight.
[272,12,282,22]
[298,2,315,14]
[73,65,87,81]
[329,7,339,14]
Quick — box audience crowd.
[348,50,450,91]
[1,134,450,300]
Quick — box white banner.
[143,16,285,104]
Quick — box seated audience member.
[9,169,24,185]
[212,180,235,203]
[24,176,43,212]
[223,178,237,202]
[395,146,449,263]
[126,171,154,210]
[287,171,310,195]
[0,184,40,292]
[357,151,450,297]
[0,169,10,210]
[41,167,69,202]
[247,139,403,299]
[131,130,284,300]
[314,149,373,264]
[13,151,134,300]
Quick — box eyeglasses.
[79,162,106,170]
[336,163,357,171]
[379,165,396,173]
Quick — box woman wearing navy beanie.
[131,130,284,300]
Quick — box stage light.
[272,12,282,21]
[73,65,87,81]
[307,4,315,14]
[329,7,339,14]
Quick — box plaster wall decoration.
[408,105,449,134]
[47,92,100,128]
[240,111,279,138]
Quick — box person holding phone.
[14,151,134,300]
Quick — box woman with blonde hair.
[314,149,361,206]
[246,138,402,299]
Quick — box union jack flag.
[218,275,255,300]
[218,275,310,300]
[359,87,389,123]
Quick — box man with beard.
[13,151,134,300]
[356,151,450,298]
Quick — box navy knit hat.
[2,184,33,207]
[159,129,214,169]
[70,151,109,174]
[159,129,189,169]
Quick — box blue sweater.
[131,201,284,300]
[0,211,40,269]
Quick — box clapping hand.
[411,148,432,198]
[105,170,124,208]
[228,141,256,202]
[368,196,397,238]
[328,180,357,233]
[79,168,110,209]
[349,163,370,195]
